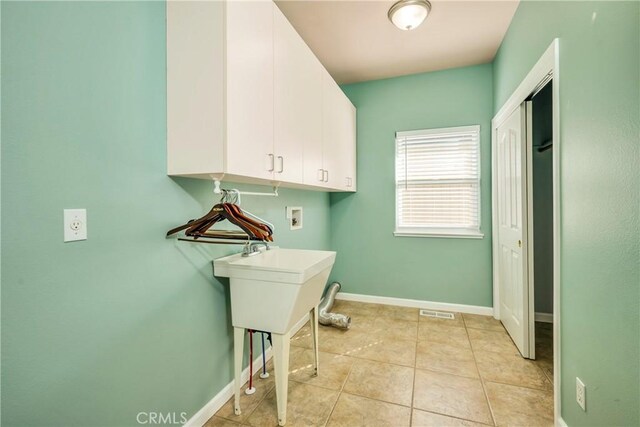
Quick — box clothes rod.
[178,237,254,245]
[213,179,279,197]
[538,140,553,152]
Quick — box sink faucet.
[242,241,270,257]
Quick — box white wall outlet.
[285,206,302,230]
[576,377,586,411]
[64,209,87,242]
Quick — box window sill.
[394,230,484,239]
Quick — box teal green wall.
[494,2,639,425]
[331,64,494,307]
[3,1,639,426]
[0,2,330,426]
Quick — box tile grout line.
[414,365,481,382]
[471,347,555,390]
[413,313,494,426]
[324,309,420,425]
[228,306,543,426]
[243,369,276,424]
[292,337,420,371]
[339,390,415,410]
[217,374,273,426]
[338,355,416,408]
[413,408,496,427]
[481,373,554,392]
[322,354,355,426]
[465,318,498,427]
[530,332,555,389]
[409,321,419,427]
[284,309,534,427]
[541,366,554,385]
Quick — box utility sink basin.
[214,247,336,426]
[214,248,336,334]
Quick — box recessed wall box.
[286,207,303,230]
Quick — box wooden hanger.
[167,203,273,242]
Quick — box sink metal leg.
[272,332,291,426]
[233,327,244,416]
[309,306,319,377]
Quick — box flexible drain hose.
[318,282,351,329]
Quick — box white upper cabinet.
[302,69,328,188]
[167,1,225,176]
[316,70,357,191]
[226,1,274,181]
[321,70,342,189]
[339,93,357,191]
[273,5,320,184]
[167,0,356,192]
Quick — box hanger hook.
[231,189,241,205]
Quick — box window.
[395,125,483,238]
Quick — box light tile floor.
[207,301,554,427]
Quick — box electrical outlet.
[64,209,87,242]
[576,377,586,411]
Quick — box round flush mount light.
[388,0,432,31]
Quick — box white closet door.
[496,104,531,357]
[225,1,274,180]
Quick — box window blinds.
[395,125,481,235]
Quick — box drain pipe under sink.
[318,282,351,329]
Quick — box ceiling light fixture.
[388,0,432,31]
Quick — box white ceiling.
[275,0,520,84]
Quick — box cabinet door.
[340,96,357,191]
[273,6,320,184]
[321,69,343,189]
[325,84,356,191]
[167,1,225,176]
[301,61,324,187]
[225,1,274,180]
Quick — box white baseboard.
[335,292,493,316]
[184,347,272,427]
[184,315,309,427]
[558,416,568,427]
[535,312,554,323]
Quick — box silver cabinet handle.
[318,168,324,182]
[277,156,284,173]
[267,154,275,172]
[324,169,329,182]
[345,177,350,187]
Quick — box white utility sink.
[214,247,336,426]
[214,248,335,333]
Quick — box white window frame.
[394,125,484,239]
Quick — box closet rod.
[538,140,553,152]
[178,237,253,245]
[212,178,279,198]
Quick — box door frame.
[491,39,561,425]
